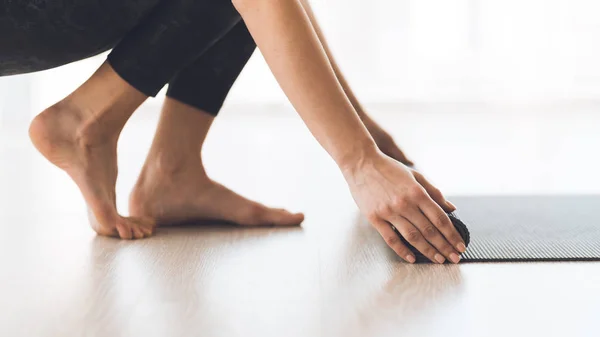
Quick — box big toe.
[262,208,304,227]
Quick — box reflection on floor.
[1,103,599,337]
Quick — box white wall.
[2,0,600,121]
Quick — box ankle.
[143,150,207,180]
[50,98,120,146]
[56,62,147,142]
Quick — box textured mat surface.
[453,195,600,262]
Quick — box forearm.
[298,0,367,117]
[234,0,376,167]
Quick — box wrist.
[336,140,379,177]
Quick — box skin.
[29,65,304,241]
[26,0,465,263]
[128,0,414,228]
[129,98,306,227]
[297,0,413,166]
[29,63,156,239]
[232,0,465,263]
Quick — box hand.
[359,112,414,166]
[342,151,466,264]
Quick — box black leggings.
[0,0,256,115]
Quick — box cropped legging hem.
[1,0,256,116]
[106,19,256,116]
[164,21,256,115]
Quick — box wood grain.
[2,105,600,337]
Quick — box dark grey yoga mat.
[453,195,600,262]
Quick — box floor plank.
[1,103,599,337]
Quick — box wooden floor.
[2,103,600,337]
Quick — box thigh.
[0,0,160,76]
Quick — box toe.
[290,212,305,225]
[140,219,156,237]
[116,222,133,240]
[140,223,154,237]
[127,216,156,238]
[268,209,305,226]
[143,218,157,234]
[131,225,145,239]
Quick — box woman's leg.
[28,0,248,239]
[129,13,404,225]
[165,21,256,116]
[29,62,156,239]
[130,21,302,226]
[164,1,411,165]
[106,0,242,97]
[129,97,304,226]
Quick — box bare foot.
[29,102,155,239]
[129,162,305,227]
[360,113,414,166]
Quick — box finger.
[403,207,460,264]
[419,201,467,254]
[371,218,416,263]
[413,171,455,212]
[116,222,133,240]
[388,215,445,264]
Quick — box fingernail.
[449,253,461,264]
[447,201,457,210]
[456,242,467,253]
[434,254,445,264]
[406,255,416,263]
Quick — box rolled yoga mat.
[397,195,600,263]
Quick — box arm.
[233,0,374,166]
[297,0,367,117]
[233,0,466,263]
[299,0,413,165]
